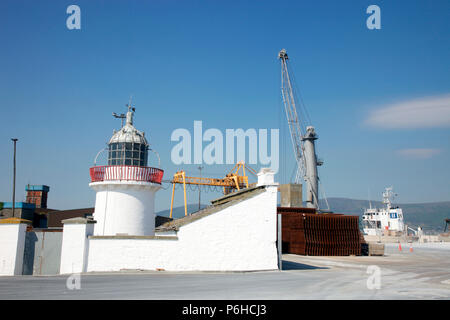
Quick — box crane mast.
[278,49,321,209]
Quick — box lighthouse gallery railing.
[89,166,164,184]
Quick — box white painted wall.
[59,220,95,274]
[257,168,275,186]
[0,223,27,276]
[85,185,279,272]
[90,181,161,236]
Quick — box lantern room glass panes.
[108,142,148,166]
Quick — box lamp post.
[11,138,18,217]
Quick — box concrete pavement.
[0,243,449,299]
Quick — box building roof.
[0,217,32,224]
[2,202,35,209]
[34,208,58,215]
[155,186,266,232]
[46,208,95,228]
[25,185,50,192]
[46,208,94,216]
[62,217,96,224]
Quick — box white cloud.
[366,94,450,129]
[396,148,442,159]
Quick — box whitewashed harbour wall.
[59,218,95,274]
[0,221,28,276]
[59,170,278,273]
[84,184,278,272]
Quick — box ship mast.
[382,186,397,210]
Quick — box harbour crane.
[169,161,257,218]
[278,49,325,210]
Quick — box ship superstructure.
[362,187,405,236]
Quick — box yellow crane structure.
[169,161,258,218]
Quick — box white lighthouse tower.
[89,104,164,236]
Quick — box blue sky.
[1,0,449,211]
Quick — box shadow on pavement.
[282,260,329,270]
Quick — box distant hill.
[157,198,450,234]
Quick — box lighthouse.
[89,105,164,236]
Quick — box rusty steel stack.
[278,207,363,256]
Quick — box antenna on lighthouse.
[126,95,136,112]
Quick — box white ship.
[362,187,405,236]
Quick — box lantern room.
[107,106,149,166]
